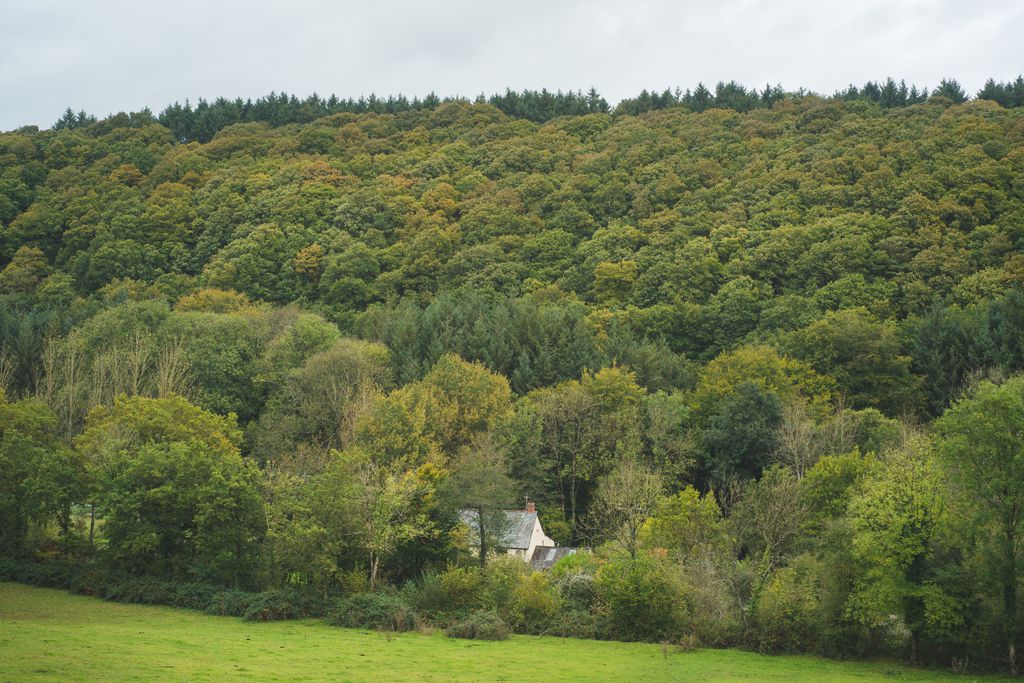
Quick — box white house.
[459,501,557,561]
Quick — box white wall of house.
[525,518,556,560]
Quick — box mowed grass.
[0,582,1004,682]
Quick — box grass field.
[0,582,1005,682]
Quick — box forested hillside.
[2,81,1024,672]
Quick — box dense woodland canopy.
[3,76,1024,672]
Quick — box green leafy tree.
[641,391,695,487]
[158,309,268,421]
[35,443,89,549]
[935,377,1024,675]
[702,381,783,482]
[781,309,922,415]
[77,395,262,585]
[592,260,637,305]
[847,434,958,665]
[263,471,336,592]
[441,435,516,568]
[251,338,391,467]
[0,246,49,294]
[643,486,727,561]
[513,366,644,535]
[0,393,74,554]
[586,458,663,558]
[324,449,435,589]
[355,353,511,469]
[691,346,834,423]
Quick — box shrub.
[481,556,527,616]
[337,566,370,596]
[405,571,446,618]
[0,559,32,584]
[329,592,417,632]
[752,556,825,653]
[205,590,256,617]
[548,609,603,640]
[508,572,559,634]
[171,582,219,611]
[0,558,19,581]
[681,555,748,647]
[105,576,176,605]
[407,566,484,623]
[594,554,688,642]
[438,566,485,614]
[549,552,598,612]
[3,559,76,589]
[69,566,113,597]
[548,552,599,581]
[243,589,330,622]
[446,610,509,641]
[43,562,76,589]
[554,572,597,611]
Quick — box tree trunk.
[1005,524,1018,676]
[478,508,487,569]
[59,504,70,555]
[370,553,380,591]
[569,482,577,539]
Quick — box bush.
[0,559,31,584]
[681,555,748,647]
[69,566,114,597]
[1,559,76,589]
[549,551,599,581]
[752,556,825,653]
[439,566,485,613]
[404,571,444,618]
[105,576,176,605]
[446,610,509,641]
[337,567,370,596]
[0,558,19,581]
[594,554,688,642]
[407,566,484,623]
[205,590,256,617]
[243,589,330,622]
[550,552,598,612]
[329,592,417,631]
[480,557,527,616]
[554,572,597,611]
[171,582,219,611]
[460,559,560,634]
[507,572,558,634]
[548,609,603,640]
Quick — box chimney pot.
[526,501,536,513]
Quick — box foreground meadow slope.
[0,583,1004,683]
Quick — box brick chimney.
[526,501,536,513]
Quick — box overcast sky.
[1,0,1022,131]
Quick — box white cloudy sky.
[1,0,1021,130]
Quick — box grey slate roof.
[459,509,538,550]
[529,546,578,571]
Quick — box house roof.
[459,509,538,550]
[529,546,578,571]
